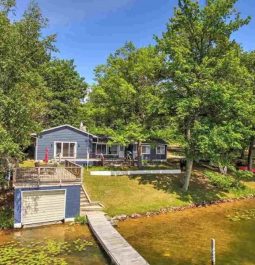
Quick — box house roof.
[37,124,98,138]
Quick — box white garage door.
[22,190,66,225]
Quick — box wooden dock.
[86,211,149,265]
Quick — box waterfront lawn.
[84,169,255,217]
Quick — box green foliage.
[156,0,253,189]
[234,170,254,181]
[83,43,166,143]
[74,215,87,225]
[204,170,239,191]
[0,238,93,265]
[0,207,13,229]
[0,1,87,171]
[42,59,87,128]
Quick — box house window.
[55,142,76,158]
[142,145,151,154]
[156,145,165,155]
[96,144,107,155]
[108,145,118,155]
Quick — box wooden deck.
[13,160,83,187]
[86,211,149,265]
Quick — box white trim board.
[90,169,181,176]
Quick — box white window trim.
[142,144,151,155]
[156,144,165,155]
[54,141,77,159]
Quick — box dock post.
[211,238,216,265]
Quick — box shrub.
[204,170,238,191]
[0,207,13,229]
[234,170,254,181]
[74,215,87,224]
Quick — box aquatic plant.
[0,237,94,265]
[226,209,255,222]
[74,215,88,224]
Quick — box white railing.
[13,163,82,185]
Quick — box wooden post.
[211,239,216,265]
[38,167,40,185]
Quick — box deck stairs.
[80,185,103,215]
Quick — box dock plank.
[87,211,149,265]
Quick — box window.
[96,144,107,155]
[108,145,118,155]
[96,144,119,155]
[156,145,165,155]
[142,145,151,154]
[55,142,76,158]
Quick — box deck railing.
[64,160,83,178]
[13,161,82,185]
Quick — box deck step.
[81,204,103,210]
[81,205,103,212]
[80,185,103,214]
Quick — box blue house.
[33,124,167,165]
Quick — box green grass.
[84,169,255,217]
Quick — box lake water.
[0,223,108,265]
[117,199,255,265]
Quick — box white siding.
[22,190,65,225]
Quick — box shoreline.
[110,194,255,223]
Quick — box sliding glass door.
[54,142,77,158]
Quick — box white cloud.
[38,0,136,26]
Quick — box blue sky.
[14,0,255,84]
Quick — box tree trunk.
[182,158,193,192]
[137,141,142,169]
[248,136,255,171]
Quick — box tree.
[84,43,165,167]
[241,51,255,171]
[157,0,253,190]
[41,59,87,128]
[0,1,55,170]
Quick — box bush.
[204,170,239,191]
[74,215,87,224]
[234,170,254,181]
[0,207,13,229]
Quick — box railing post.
[38,167,40,185]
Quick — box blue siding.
[131,144,167,160]
[36,126,93,160]
[14,185,80,225]
[65,185,81,218]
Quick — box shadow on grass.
[129,170,226,204]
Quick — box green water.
[117,199,255,265]
[0,224,108,265]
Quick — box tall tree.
[241,51,255,171]
[41,59,87,128]
[157,0,253,190]
[0,1,55,170]
[85,43,165,167]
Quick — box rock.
[130,213,141,219]
[115,214,127,221]
[110,219,119,226]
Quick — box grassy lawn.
[84,168,255,217]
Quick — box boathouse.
[13,161,82,228]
